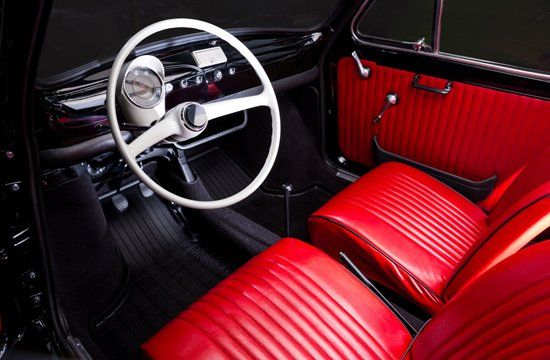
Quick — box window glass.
[356,0,435,46]
[441,0,550,74]
[38,0,341,79]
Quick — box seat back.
[411,241,550,359]
[487,146,550,228]
[444,148,550,298]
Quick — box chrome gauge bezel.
[122,66,165,109]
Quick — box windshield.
[38,0,341,80]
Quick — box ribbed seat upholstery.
[142,238,550,359]
[309,148,549,312]
[142,238,412,359]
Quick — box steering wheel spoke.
[203,92,269,121]
[126,117,180,158]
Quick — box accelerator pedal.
[139,183,154,198]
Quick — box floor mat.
[190,149,332,239]
[94,188,237,360]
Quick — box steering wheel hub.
[182,102,208,131]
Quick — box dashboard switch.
[213,69,223,82]
[228,67,236,75]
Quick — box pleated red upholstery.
[310,148,550,312]
[142,238,412,360]
[410,241,550,359]
[142,239,550,359]
[337,57,550,211]
[309,162,488,312]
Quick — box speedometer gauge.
[123,67,163,109]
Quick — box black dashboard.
[36,31,327,155]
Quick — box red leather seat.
[309,148,550,313]
[142,238,412,359]
[142,238,550,359]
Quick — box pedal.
[139,183,154,198]
[112,194,129,213]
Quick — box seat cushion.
[309,162,488,313]
[141,238,412,360]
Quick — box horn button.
[181,102,207,131]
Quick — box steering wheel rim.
[106,19,280,210]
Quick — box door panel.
[337,56,550,209]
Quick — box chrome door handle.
[412,74,452,95]
[373,93,399,124]
[351,51,370,79]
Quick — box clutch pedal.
[112,193,129,213]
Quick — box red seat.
[142,238,550,359]
[309,148,550,312]
[142,238,412,359]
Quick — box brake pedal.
[139,183,154,198]
[112,193,129,213]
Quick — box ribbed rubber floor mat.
[190,149,332,239]
[94,188,235,360]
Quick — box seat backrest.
[443,147,550,298]
[487,146,550,228]
[410,241,550,359]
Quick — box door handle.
[373,93,399,124]
[412,74,452,95]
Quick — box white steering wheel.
[106,19,280,209]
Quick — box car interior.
[0,0,548,359]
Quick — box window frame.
[351,0,550,81]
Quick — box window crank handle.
[373,92,399,124]
[351,51,370,79]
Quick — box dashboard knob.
[195,75,204,85]
[228,67,236,75]
[180,79,189,88]
[213,69,223,82]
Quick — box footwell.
[94,188,238,359]
[190,148,332,239]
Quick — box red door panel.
[337,56,550,209]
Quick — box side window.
[441,0,550,74]
[356,0,436,49]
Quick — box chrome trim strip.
[433,0,444,53]
[175,110,248,150]
[336,170,359,182]
[350,0,550,82]
[61,93,106,111]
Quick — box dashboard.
[37,31,326,157]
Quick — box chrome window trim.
[351,0,550,82]
[432,0,444,53]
